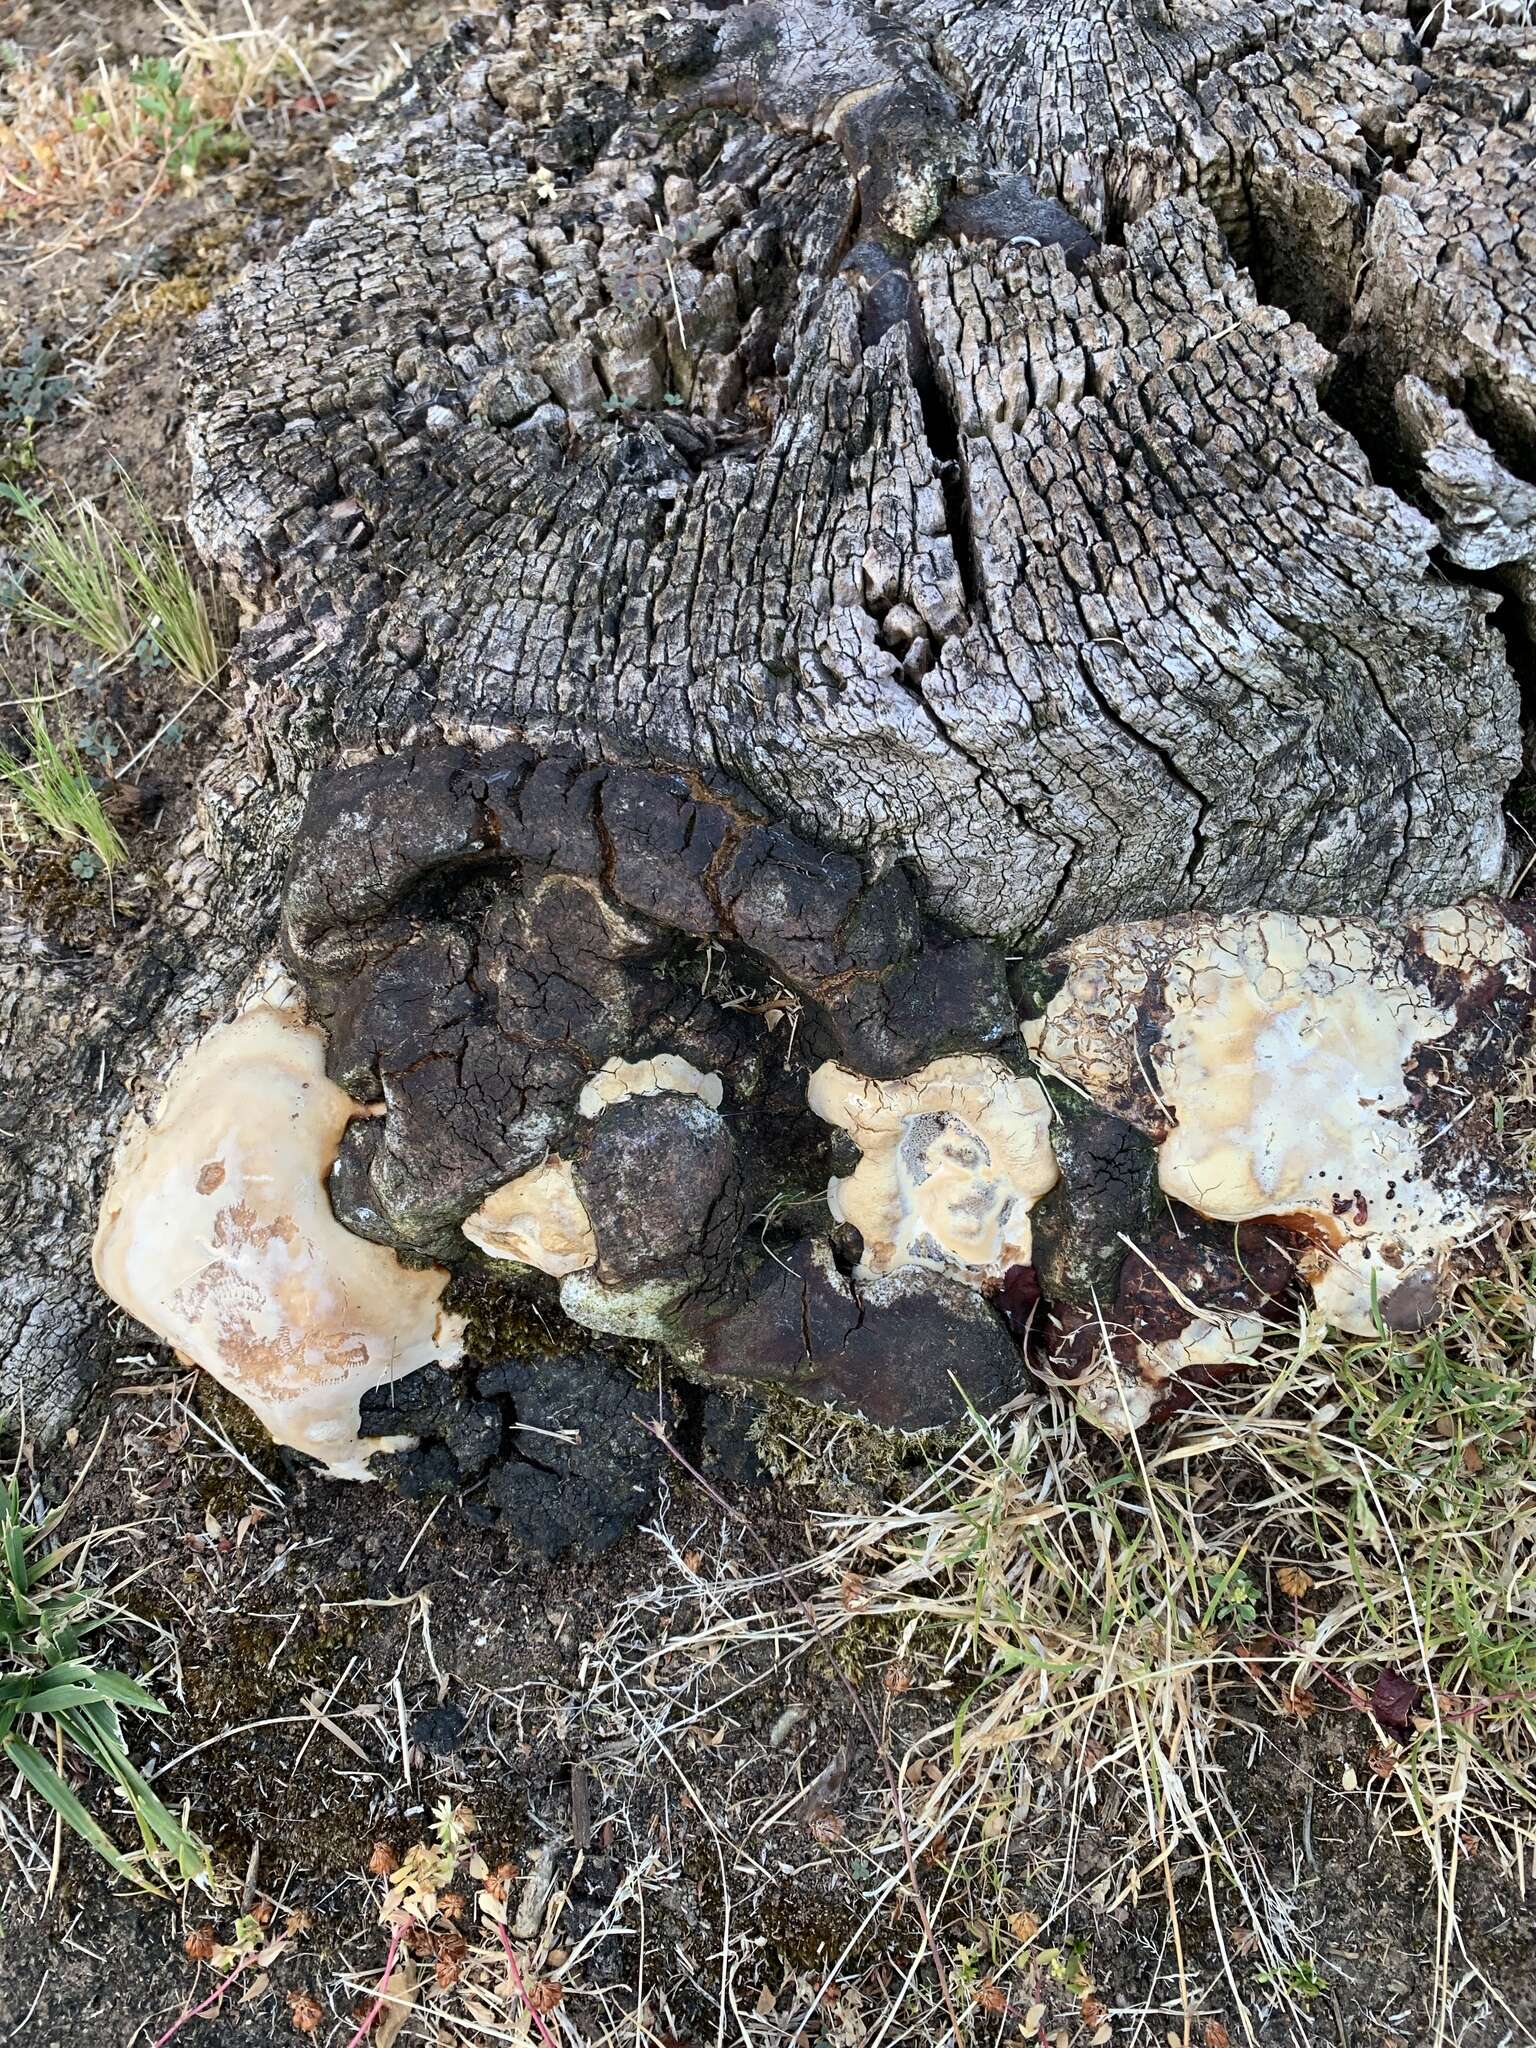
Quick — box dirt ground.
[3,1362,1533,2048]
[5,4,1536,2046]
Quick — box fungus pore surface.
[1027,903,1536,1337]
[92,982,464,1479]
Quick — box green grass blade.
[63,1706,209,1883]
[0,699,125,871]
[114,481,222,687]
[0,483,138,661]
[35,1661,165,1712]
[3,1732,163,1892]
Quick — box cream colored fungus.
[461,1156,597,1276]
[577,1054,724,1119]
[807,1054,1059,1283]
[92,984,464,1479]
[1029,907,1532,1334]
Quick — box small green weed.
[73,58,246,181]
[1259,1958,1330,2004]
[0,337,76,481]
[0,1457,209,1892]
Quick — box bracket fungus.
[577,1055,725,1120]
[807,1056,1058,1283]
[90,728,1536,1511]
[461,1158,597,1277]
[91,983,465,1480]
[1027,901,1536,1359]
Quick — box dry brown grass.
[0,2,328,223]
[546,1240,1536,2048]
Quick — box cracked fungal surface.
[275,740,1032,1441]
[1028,900,1536,1353]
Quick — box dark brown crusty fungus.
[273,741,1037,1436]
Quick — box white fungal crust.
[1026,904,1535,1335]
[807,1055,1059,1283]
[461,1158,597,1276]
[577,1054,725,1120]
[92,988,464,1480]
[1066,1358,1161,1438]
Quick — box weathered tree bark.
[8,0,1536,1456]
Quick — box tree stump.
[10,0,1536,1478]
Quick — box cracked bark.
[7,0,1536,1442]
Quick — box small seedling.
[1258,1958,1329,2004]
[0,338,77,480]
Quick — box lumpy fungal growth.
[807,1055,1059,1283]
[92,982,464,1479]
[461,1158,597,1276]
[97,733,1536,1499]
[577,1055,725,1120]
[1026,904,1536,1336]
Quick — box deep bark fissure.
[910,320,980,616]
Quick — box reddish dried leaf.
[1370,1670,1420,1734]
[287,1989,324,2034]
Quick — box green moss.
[449,1266,580,1363]
[101,274,213,339]
[746,1386,962,1504]
[188,1377,286,1521]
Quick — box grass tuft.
[3,478,224,687]
[0,697,125,872]
[112,478,224,690]
[562,1241,1536,2047]
[0,1447,210,1893]
[785,1265,1536,2044]
[0,483,136,663]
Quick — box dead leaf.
[1369,1669,1420,1736]
[374,1960,419,2048]
[287,1989,323,2033]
